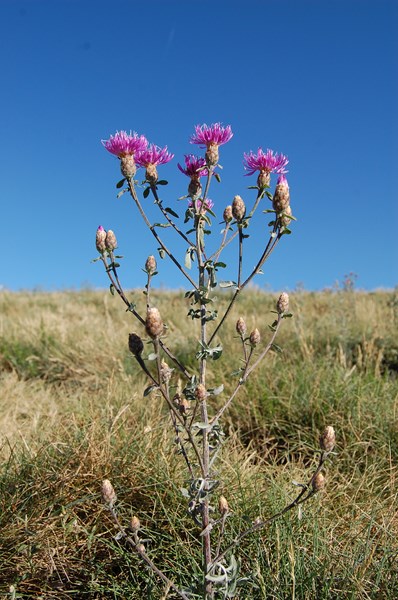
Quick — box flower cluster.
[102,125,291,223]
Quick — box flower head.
[178,154,208,178]
[190,123,233,148]
[102,130,148,158]
[272,174,290,212]
[243,148,289,178]
[188,198,214,213]
[136,144,174,167]
[136,144,174,185]
[191,123,233,167]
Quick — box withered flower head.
[128,333,144,357]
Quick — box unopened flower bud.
[280,204,293,227]
[219,495,229,515]
[206,142,219,167]
[130,515,141,531]
[320,426,336,453]
[223,205,233,223]
[272,174,290,213]
[96,226,107,254]
[101,479,117,506]
[179,397,190,414]
[145,255,157,275]
[312,472,326,493]
[195,383,207,402]
[160,359,173,384]
[136,543,146,553]
[232,195,246,221]
[257,170,271,189]
[128,333,144,357]
[236,317,247,337]
[145,307,164,339]
[145,163,158,185]
[277,292,289,315]
[120,155,136,179]
[188,178,202,201]
[249,328,261,346]
[105,230,118,251]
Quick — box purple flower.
[102,130,148,157]
[178,155,208,178]
[243,148,289,176]
[188,198,214,212]
[276,174,289,187]
[136,144,174,167]
[190,123,233,148]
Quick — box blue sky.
[1,0,397,292]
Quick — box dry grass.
[0,288,397,598]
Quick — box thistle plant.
[95,124,336,599]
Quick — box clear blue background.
[1,0,397,292]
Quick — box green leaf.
[165,207,179,218]
[109,284,115,296]
[185,249,192,270]
[153,223,171,228]
[116,178,126,189]
[192,422,212,430]
[214,172,221,183]
[271,343,283,353]
[208,384,224,396]
[143,384,157,397]
[281,227,292,235]
[247,185,260,190]
[157,248,165,259]
[143,187,150,199]
[214,262,227,269]
[157,180,168,186]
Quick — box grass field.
[0,288,397,599]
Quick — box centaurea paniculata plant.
[95,123,336,599]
